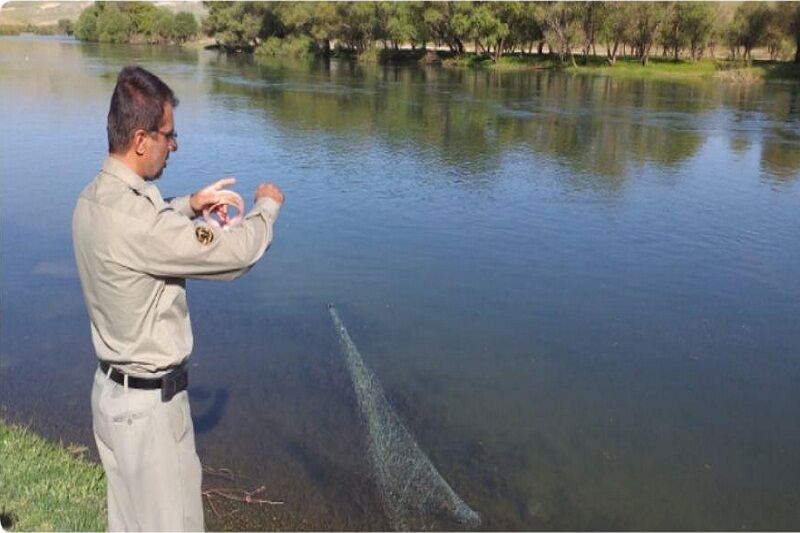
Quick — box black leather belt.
[99,361,188,402]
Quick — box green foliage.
[174,12,199,43]
[57,18,74,36]
[73,1,199,44]
[0,25,22,36]
[541,2,581,66]
[629,2,667,65]
[775,2,800,62]
[730,2,775,59]
[202,2,271,50]
[256,34,315,59]
[74,3,102,42]
[67,1,800,65]
[96,4,132,44]
[0,420,106,531]
[23,23,61,36]
[677,3,715,61]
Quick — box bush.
[58,18,74,35]
[74,3,101,41]
[256,34,316,59]
[0,25,22,36]
[97,5,132,43]
[358,45,381,64]
[173,12,197,43]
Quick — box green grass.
[436,52,800,82]
[0,420,106,532]
[569,57,718,79]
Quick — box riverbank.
[0,419,106,531]
[356,48,800,82]
[442,53,800,82]
[0,417,290,531]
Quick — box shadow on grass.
[1,510,16,529]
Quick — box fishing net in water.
[329,304,481,531]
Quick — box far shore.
[3,31,797,83]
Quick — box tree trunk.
[493,37,504,63]
[795,43,800,63]
[538,40,545,55]
[607,40,619,64]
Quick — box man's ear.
[131,129,149,156]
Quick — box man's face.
[144,103,177,180]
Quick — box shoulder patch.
[195,225,215,245]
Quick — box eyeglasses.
[152,129,178,144]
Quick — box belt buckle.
[161,366,188,402]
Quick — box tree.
[599,1,633,64]
[423,2,465,54]
[542,2,582,67]
[58,18,74,36]
[335,2,378,52]
[119,2,159,36]
[453,2,509,61]
[577,2,604,64]
[201,2,267,50]
[660,2,684,60]
[629,2,666,65]
[705,3,734,59]
[152,9,176,43]
[96,3,132,44]
[386,2,428,50]
[74,2,103,41]
[731,2,774,60]
[511,2,545,55]
[286,2,341,53]
[679,3,714,61]
[174,12,198,43]
[776,2,800,63]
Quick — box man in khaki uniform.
[72,66,284,531]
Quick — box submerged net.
[328,304,481,531]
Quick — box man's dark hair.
[107,66,179,154]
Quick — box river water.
[1,36,799,530]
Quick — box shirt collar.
[101,156,148,192]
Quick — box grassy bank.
[0,420,106,531]
[370,49,800,82]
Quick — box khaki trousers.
[91,368,204,532]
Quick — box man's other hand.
[190,177,237,215]
[255,183,284,205]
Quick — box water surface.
[1,36,799,530]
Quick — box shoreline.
[0,415,298,531]
[3,33,798,83]
[0,417,106,531]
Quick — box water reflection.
[207,60,718,187]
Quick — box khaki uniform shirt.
[73,157,280,376]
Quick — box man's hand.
[189,177,237,215]
[255,183,284,205]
